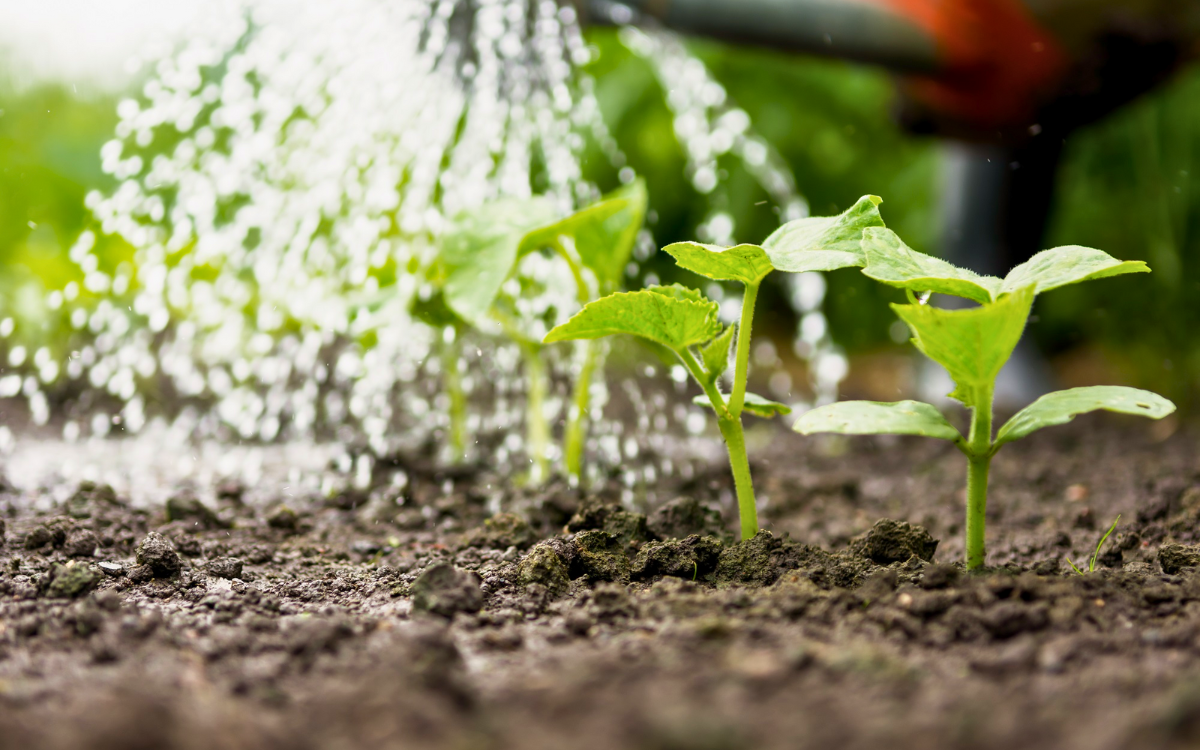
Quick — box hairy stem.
[718,416,758,540]
[522,344,551,485]
[563,339,598,480]
[964,384,994,571]
[440,330,467,463]
[728,282,760,417]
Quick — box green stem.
[678,347,756,539]
[440,329,467,463]
[552,238,598,482]
[563,339,598,480]
[677,348,729,419]
[728,282,760,417]
[717,416,758,540]
[522,344,551,485]
[964,384,994,571]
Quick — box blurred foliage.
[1043,67,1200,407]
[0,84,132,351]
[581,31,937,349]
[1,31,1199,403]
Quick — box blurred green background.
[2,28,1199,406]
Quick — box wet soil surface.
[2,416,1200,750]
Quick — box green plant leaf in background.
[543,284,721,350]
[995,386,1176,447]
[520,179,648,289]
[793,399,963,441]
[695,391,791,418]
[862,227,1001,303]
[760,194,884,273]
[662,241,774,285]
[1000,245,1150,297]
[408,287,463,330]
[441,197,559,323]
[699,323,736,384]
[891,285,1035,408]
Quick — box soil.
[2,415,1200,750]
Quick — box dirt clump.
[516,542,572,596]
[647,496,729,542]
[850,518,939,564]
[571,529,631,582]
[411,563,484,617]
[1159,542,1200,574]
[134,531,182,578]
[632,534,722,580]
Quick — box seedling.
[437,181,648,480]
[545,197,886,539]
[795,227,1176,570]
[1067,515,1121,575]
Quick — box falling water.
[0,0,848,499]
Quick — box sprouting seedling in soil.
[794,227,1176,570]
[544,196,886,539]
[437,181,648,480]
[1067,515,1121,575]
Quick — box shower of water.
[619,26,848,409]
[0,0,846,499]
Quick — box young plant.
[437,181,648,480]
[794,228,1176,570]
[1067,515,1120,575]
[544,196,887,540]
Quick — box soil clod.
[517,542,571,596]
[45,561,99,598]
[468,512,536,550]
[207,557,244,579]
[1159,542,1200,574]
[631,534,722,580]
[571,529,631,582]
[135,532,183,578]
[851,519,939,564]
[647,496,728,542]
[567,498,649,545]
[412,563,484,617]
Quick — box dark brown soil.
[2,415,1200,750]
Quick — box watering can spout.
[584,0,941,73]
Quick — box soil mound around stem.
[0,419,1198,749]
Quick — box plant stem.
[677,348,729,419]
[678,347,756,540]
[728,282,760,417]
[717,416,758,540]
[964,384,994,571]
[440,329,467,463]
[522,344,551,485]
[553,238,598,483]
[563,339,598,480]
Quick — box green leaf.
[409,287,462,329]
[663,242,774,285]
[543,284,721,350]
[761,195,884,273]
[1000,245,1150,296]
[793,400,962,441]
[892,286,1035,408]
[521,179,648,287]
[442,198,560,323]
[699,323,735,384]
[995,386,1176,447]
[694,392,791,418]
[862,227,1001,303]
